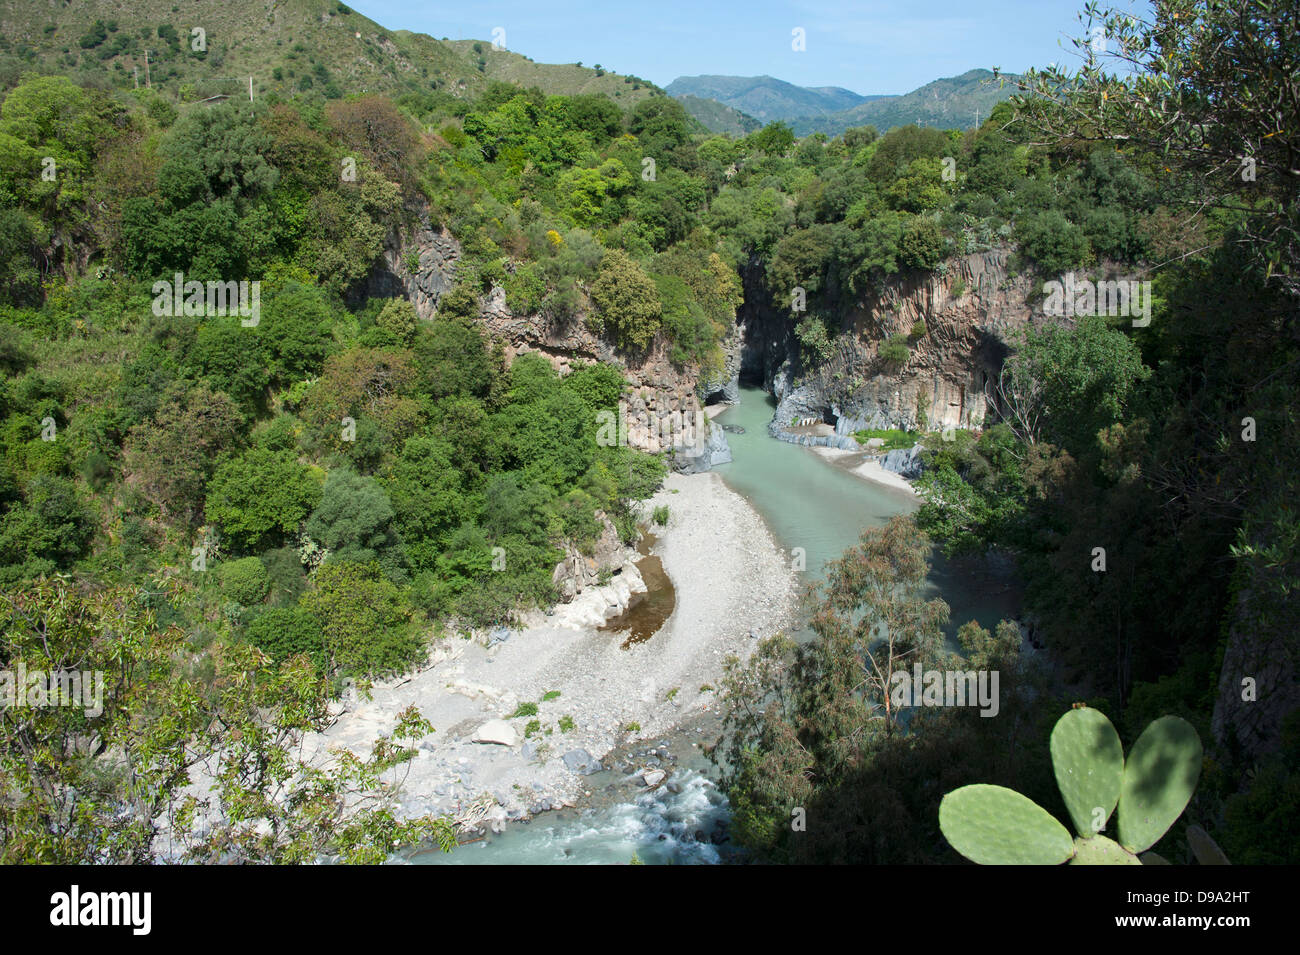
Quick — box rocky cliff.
[372,211,1040,475]
[1211,546,1300,760]
[752,250,1036,445]
[371,209,732,470]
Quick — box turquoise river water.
[411,386,1018,864]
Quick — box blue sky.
[347,1,1144,95]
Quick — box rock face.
[670,415,732,474]
[365,212,460,313]
[550,513,626,604]
[881,445,924,478]
[699,324,743,403]
[373,208,733,470]
[374,216,1035,476]
[545,511,649,630]
[739,250,1038,446]
[1211,570,1300,760]
[547,561,646,630]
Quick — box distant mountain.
[675,94,761,136]
[667,69,1016,137]
[0,0,664,106]
[665,74,882,123]
[791,69,1018,135]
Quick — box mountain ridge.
[666,73,880,123]
[669,69,1016,135]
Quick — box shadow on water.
[599,530,677,649]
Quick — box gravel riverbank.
[809,445,921,499]
[301,469,799,834]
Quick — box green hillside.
[674,93,760,136]
[0,0,663,105]
[791,69,1018,135]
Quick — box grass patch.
[853,428,920,451]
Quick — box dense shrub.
[245,606,325,670]
[300,561,422,678]
[219,555,270,606]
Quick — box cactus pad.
[1069,834,1141,865]
[1050,706,1123,835]
[1186,824,1230,865]
[1117,715,1202,852]
[939,784,1074,865]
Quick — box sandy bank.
[808,446,921,499]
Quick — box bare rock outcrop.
[373,210,730,467]
[769,250,1037,444]
[550,513,627,603]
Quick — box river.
[410,386,1018,865]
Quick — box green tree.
[411,318,492,400]
[1015,209,1090,274]
[245,605,325,669]
[192,319,270,414]
[887,158,949,213]
[305,468,408,579]
[301,347,421,452]
[716,517,953,859]
[899,216,945,270]
[219,555,271,605]
[747,122,796,157]
[374,297,417,345]
[0,576,452,863]
[204,447,323,551]
[0,475,94,582]
[563,361,626,414]
[1012,0,1300,294]
[384,436,473,572]
[260,282,333,381]
[998,315,1150,454]
[588,248,662,351]
[122,384,243,525]
[300,561,422,678]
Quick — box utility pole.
[144,50,151,88]
[133,65,139,89]
[974,108,980,128]
[249,76,254,102]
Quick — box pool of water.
[599,531,677,649]
[713,387,1018,641]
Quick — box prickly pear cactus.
[1071,835,1142,865]
[1050,707,1124,836]
[938,784,1074,865]
[1186,824,1230,865]
[1117,715,1202,853]
[939,708,1204,864]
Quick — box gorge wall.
[736,249,1037,446]
[371,210,730,470]
[373,210,1038,472]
